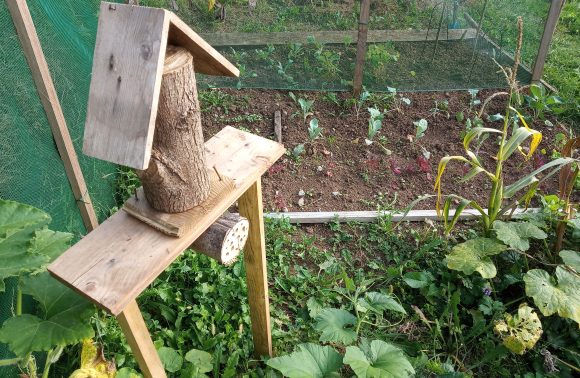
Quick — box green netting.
[0,0,117,371]
[170,0,547,91]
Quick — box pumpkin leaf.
[446,238,507,278]
[158,347,183,373]
[267,343,343,378]
[493,221,547,251]
[344,340,415,378]
[358,292,406,315]
[314,308,357,345]
[524,267,580,326]
[494,304,543,355]
[559,250,580,271]
[184,348,213,376]
[0,199,50,239]
[0,272,94,356]
[0,200,71,291]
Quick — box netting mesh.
[0,0,551,372]
[180,0,546,91]
[0,0,117,369]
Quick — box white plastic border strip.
[262,208,540,224]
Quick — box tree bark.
[190,213,249,265]
[138,45,210,213]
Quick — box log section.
[138,45,210,212]
[190,213,249,265]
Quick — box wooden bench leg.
[117,300,167,378]
[238,178,273,357]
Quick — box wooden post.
[532,0,566,82]
[137,46,211,213]
[353,0,371,97]
[238,178,273,357]
[7,0,99,232]
[117,300,166,378]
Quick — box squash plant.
[0,199,95,378]
[267,278,415,377]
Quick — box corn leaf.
[501,127,539,161]
[463,127,502,153]
[509,107,542,159]
[434,156,469,214]
[504,158,573,199]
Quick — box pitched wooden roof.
[83,2,239,169]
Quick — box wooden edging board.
[199,28,477,47]
[260,208,540,224]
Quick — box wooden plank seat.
[48,126,284,316]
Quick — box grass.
[544,0,580,128]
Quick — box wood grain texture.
[238,178,272,357]
[200,28,477,46]
[274,111,282,143]
[123,172,234,237]
[353,0,371,96]
[117,300,167,378]
[190,213,249,265]
[49,127,284,315]
[532,0,565,81]
[7,0,99,231]
[137,46,210,212]
[83,2,170,169]
[83,2,238,170]
[168,13,239,77]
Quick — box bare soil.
[201,88,574,213]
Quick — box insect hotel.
[48,3,284,377]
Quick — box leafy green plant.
[289,92,314,123]
[413,118,428,142]
[366,107,384,144]
[366,43,399,77]
[0,199,94,378]
[430,100,450,119]
[292,143,305,159]
[308,118,323,140]
[524,83,565,120]
[348,89,370,120]
[267,276,413,378]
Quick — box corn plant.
[434,18,574,235]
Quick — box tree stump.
[137,45,210,213]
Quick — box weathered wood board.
[83,2,239,170]
[7,0,99,231]
[123,171,234,237]
[200,28,477,47]
[49,127,284,315]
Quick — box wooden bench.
[49,126,284,377]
